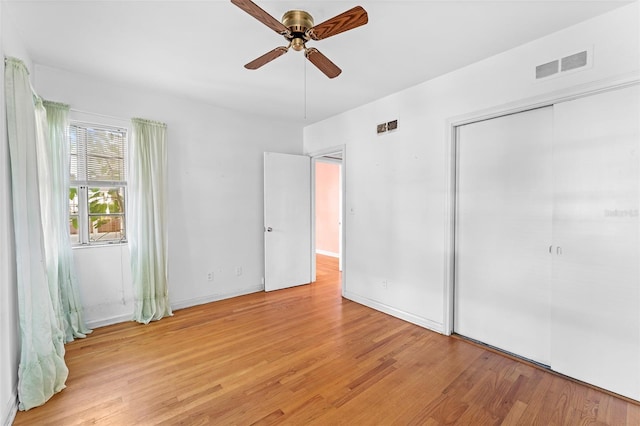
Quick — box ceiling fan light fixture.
[291,38,305,51]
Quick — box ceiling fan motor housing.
[282,10,313,51]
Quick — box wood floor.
[14,255,640,425]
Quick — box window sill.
[72,242,128,250]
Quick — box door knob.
[266,227,273,232]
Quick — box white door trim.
[442,73,640,336]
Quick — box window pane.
[86,186,126,243]
[70,154,78,181]
[87,154,125,181]
[88,215,125,243]
[69,187,79,215]
[69,215,80,244]
[88,187,125,214]
[69,128,78,180]
[86,127,125,181]
[69,187,80,244]
[70,124,126,181]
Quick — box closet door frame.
[442,74,640,336]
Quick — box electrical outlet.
[382,280,388,289]
[207,272,214,281]
[236,267,242,276]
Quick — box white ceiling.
[4,0,633,124]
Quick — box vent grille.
[536,60,559,79]
[376,119,399,135]
[561,51,588,72]
[536,50,590,80]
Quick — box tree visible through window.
[69,123,127,244]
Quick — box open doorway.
[312,149,344,292]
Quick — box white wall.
[33,65,304,328]
[304,3,640,332]
[0,2,31,423]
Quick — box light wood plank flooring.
[14,255,640,425]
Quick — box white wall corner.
[2,392,18,426]
[343,291,444,334]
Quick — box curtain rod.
[69,108,128,122]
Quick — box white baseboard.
[315,249,339,258]
[85,313,133,330]
[171,285,264,311]
[2,393,18,426]
[343,290,444,334]
[83,286,265,329]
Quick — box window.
[69,123,127,245]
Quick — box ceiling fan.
[230,0,368,78]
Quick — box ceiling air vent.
[536,49,590,80]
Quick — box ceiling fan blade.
[305,48,342,79]
[245,46,289,70]
[307,6,368,40]
[231,0,291,36]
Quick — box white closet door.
[551,85,640,400]
[455,107,553,365]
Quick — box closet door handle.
[556,246,562,255]
[549,245,553,254]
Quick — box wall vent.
[376,119,399,135]
[536,60,559,79]
[561,51,588,72]
[536,49,590,80]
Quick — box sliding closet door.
[551,85,640,400]
[455,107,553,365]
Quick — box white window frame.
[69,117,129,246]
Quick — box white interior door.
[455,107,554,366]
[551,85,640,400]
[264,152,312,292]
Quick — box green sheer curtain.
[42,101,92,342]
[129,118,172,324]
[5,57,68,410]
